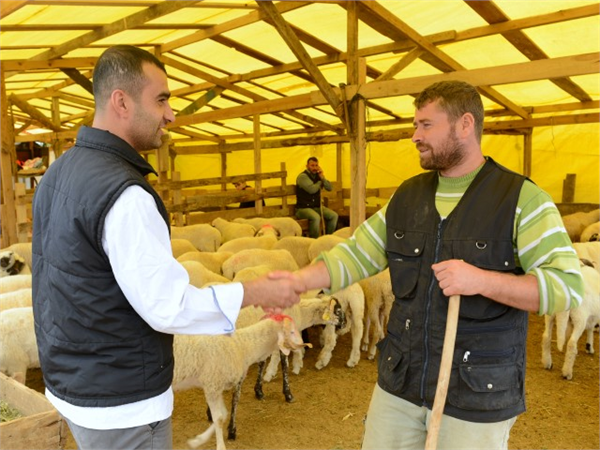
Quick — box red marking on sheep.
[261,313,293,322]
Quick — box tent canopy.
[1,0,599,205]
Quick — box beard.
[128,105,164,151]
[418,128,465,171]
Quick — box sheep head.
[321,297,346,330]
[0,251,26,277]
[264,314,312,356]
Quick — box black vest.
[296,170,321,208]
[32,127,174,407]
[379,158,528,423]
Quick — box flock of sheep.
[0,210,598,450]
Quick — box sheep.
[177,251,233,275]
[216,234,278,254]
[171,238,198,259]
[232,265,272,283]
[580,221,600,242]
[180,260,230,287]
[561,208,600,242]
[0,307,39,384]
[221,249,299,281]
[233,217,302,238]
[307,234,346,262]
[0,274,32,294]
[333,227,353,239]
[171,224,222,252]
[573,242,599,276]
[0,250,31,277]
[0,242,32,270]
[172,314,309,450]
[358,269,394,360]
[0,288,32,312]
[541,261,600,380]
[272,236,315,268]
[211,218,255,243]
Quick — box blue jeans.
[64,416,173,450]
[296,206,338,238]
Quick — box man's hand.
[431,259,484,297]
[241,272,306,312]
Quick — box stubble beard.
[418,128,465,171]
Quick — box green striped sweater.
[318,166,584,316]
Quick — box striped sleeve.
[515,181,584,315]
[317,204,390,292]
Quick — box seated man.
[234,180,265,208]
[295,157,338,238]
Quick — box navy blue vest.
[296,170,322,208]
[32,127,174,407]
[380,158,528,423]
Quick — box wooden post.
[15,183,28,243]
[1,68,18,247]
[253,114,263,214]
[562,173,576,203]
[523,128,532,178]
[156,133,171,205]
[280,161,287,211]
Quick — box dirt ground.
[27,313,599,450]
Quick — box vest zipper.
[420,218,446,405]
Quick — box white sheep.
[221,249,299,280]
[233,217,302,238]
[211,218,256,243]
[172,315,308,450]
[580,221,600,242]
[333,227,353,239]
[177,251,233,275]
[0,242,32,269]
[0,306,39,384]
[573,242,600,276]
[358,269,394,360]
[541,261,600,380]
[272,236,315,268]
[171,224,222,252]
[216,234,278,254]
[307,234,346,262]
[180,260,230,287]
[0,250,31,277]
[171,238,198,259]
[0,288,32,312]
[0,274,32,293]
[561,208,600,242]
[232,265,272,283]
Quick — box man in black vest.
[295,156,339,238]
[32,45,303,450]
[272,80,583,449]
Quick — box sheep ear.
[277,330,292,356]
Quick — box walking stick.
[319,193,326,236]
[425,294,461,450]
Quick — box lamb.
[171,238,198,259]
[0,242,32,269]
[216,233,278,254]
[358,269,394,360]
[333,227,353,239]
[211,218,255,243]
[561,208,600,242]
[580,221,600,242]
[178,251,233,275]
[181,260,229,287]
[272,236,314,268]
[0,288,32,312]
[0,250,31,277]
[541,261,600,380]
[221,249,299,280]
[171,224,222,252]
[0,274,32,294]
[0,307,39,384]
[172,314,309,450]
[232,265,272,283]
[307,234,346,262]
[572,242,599,276]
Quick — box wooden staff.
[425,294,461,450]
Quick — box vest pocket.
[449,348,522,411]
[377,333,409,395]
[386,229,425,299]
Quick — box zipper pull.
[405,319,411,330]
[463,351,470,362]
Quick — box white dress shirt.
[46,185,244,429]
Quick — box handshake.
[241,262,329,314]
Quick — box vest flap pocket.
[386,229,426,257]
[377,335,409,395]
[459,362,516,392]
[452,239,516,271]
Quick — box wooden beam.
[176,86,225,117]
[60,68,94,95]
[256,0,344,122]
[376,47,423,81]
[1,57,98,72]
[1,69,18,246]
[170,52,599,127]
[9,94,62,132]
[0,0,28,18]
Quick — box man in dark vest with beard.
[295,156,339,238]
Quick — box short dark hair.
[307,157,319,164]
[414,80,484,142]
[93,45,167,111]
